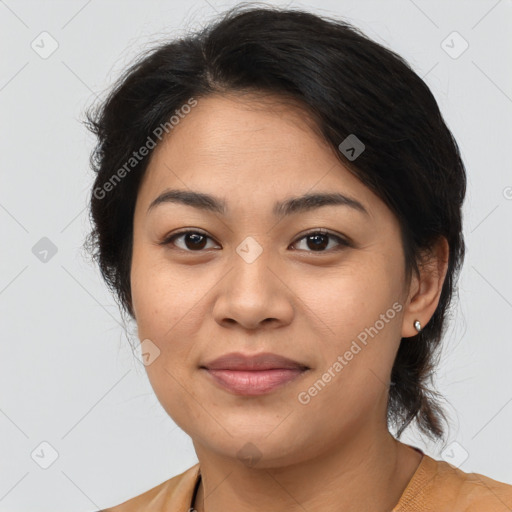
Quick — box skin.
[129,93,449,511]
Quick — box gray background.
[1,0,511,510]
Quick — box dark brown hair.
[84,3,466,442]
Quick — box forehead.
[137,93,383,220]
[149,93,331,168]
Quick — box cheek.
[130,244,202,338]
[131,263,204,430]
[297,260,397,335]
[144,356,207,441]
[297,259,404,385]
[129,248,221,390]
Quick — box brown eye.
[291,230,349,252]
[160,229,349,253]
[160,230,219,251]
[181,232,208,250]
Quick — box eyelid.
[291,228,348,244]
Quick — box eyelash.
[158,228,350,253]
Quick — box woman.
[84,4,512,511]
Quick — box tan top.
[100,447,512,511]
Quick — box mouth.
[200,352,310,396]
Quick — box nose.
[212,244,294,331]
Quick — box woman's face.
[130,93,415,467]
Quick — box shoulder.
[98,463,200,512]
[394,453,512,512]
[439,461,512,511]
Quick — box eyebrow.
[147,188,369,218]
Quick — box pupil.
[186,233,207,250]
[308,234,328,251]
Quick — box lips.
[201,352,309,371]
[200,352,310,396]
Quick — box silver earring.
[414,320,422,332]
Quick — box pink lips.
[200,352,309,396]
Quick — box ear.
[401,236,449,338]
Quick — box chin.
[193,425,318,469]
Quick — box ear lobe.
[401,236,449,338]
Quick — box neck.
[192,432,422,512]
